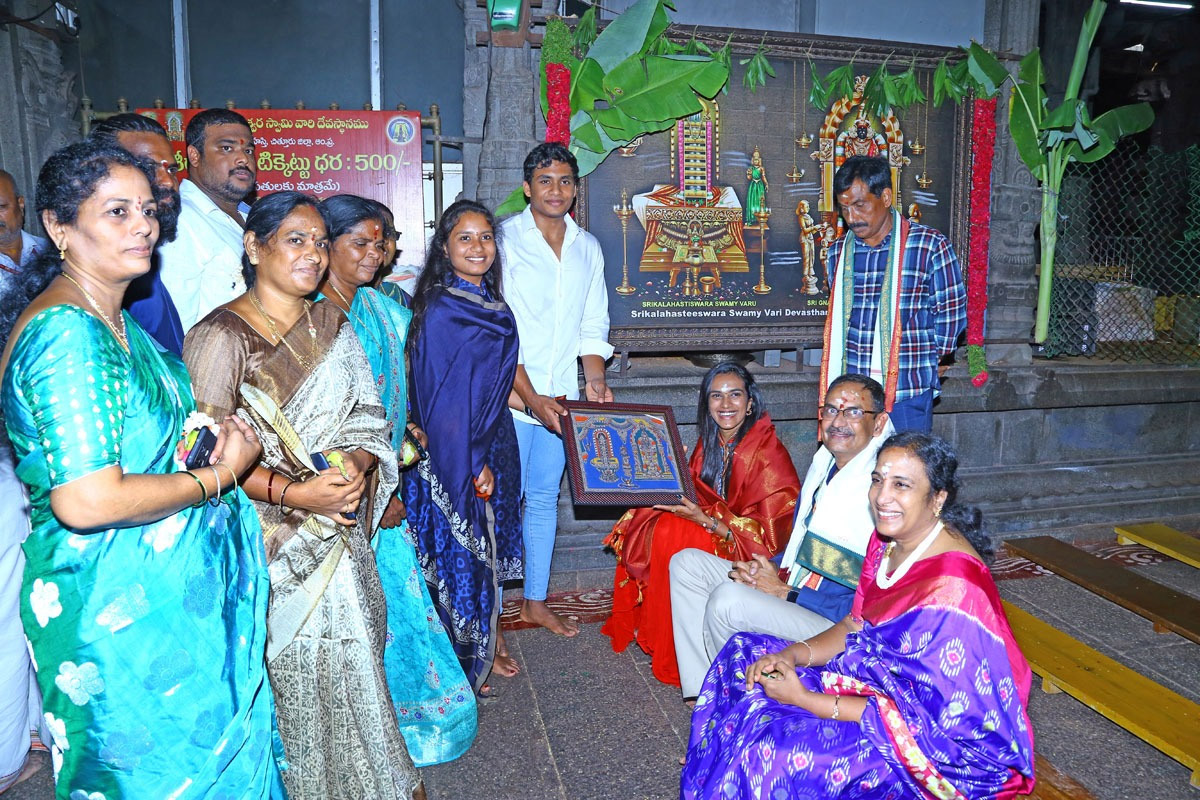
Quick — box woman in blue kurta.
[403,199,523,694]
[316,194,477,765]
[682,433,1035,800]
[0,142,285,798]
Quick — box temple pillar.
[0,0,80,223]
[982,0,1040,367]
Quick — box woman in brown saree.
[181,191,423,799]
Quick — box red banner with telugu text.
[137,108,426,269]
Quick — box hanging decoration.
[966,96,997,386]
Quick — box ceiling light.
[1119,0,1193,9]
[1124,43,1145,51]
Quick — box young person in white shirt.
[158,108,256,331]
[502,142,613,636]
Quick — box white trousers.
[0,449,41,790]
[669,548,836,697]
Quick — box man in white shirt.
[669,374,893,698]
[158,109,256,330]
[503,142,614,636]
[0,169,47,275]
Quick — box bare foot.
[678,754,686,766]
[411,783,428,800]
[11,750,46,787]
[683,698,696,709]
[519,598,580,637]
[492,630,520,677]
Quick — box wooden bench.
[1115,522,1200,570]
[1006,536,1200,645]
[1027,754,1096,800]
[1003,600,1200,789]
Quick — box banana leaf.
[602,54,728,122]
[571,6,597,57]
[584,0,671,72]
[966,41,1009,98]
[1042,100,1097,151]
[1009,49,1047,178]
[495,185,528,217]
[569,58,606,113]
[1061,102,1153,163]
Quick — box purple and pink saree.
[682,532,1036,799]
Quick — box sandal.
[476,683,502,703]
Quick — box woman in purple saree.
[682,432,1035,800]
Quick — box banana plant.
[945,1,1153,342]
[497,0,759,216]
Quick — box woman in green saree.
[316,193,477,766]
[0,141,285,798]
[182,191,423,799]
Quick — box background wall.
[73,0,466,162]
[598,0,985,47]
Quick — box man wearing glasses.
[669,373,893,700]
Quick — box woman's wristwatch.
[705,516,720,533]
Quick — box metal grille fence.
[1040,141,1200,363]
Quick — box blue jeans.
[889,388,934,433]
[514,420,565,602]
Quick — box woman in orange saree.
[602,362,800,687]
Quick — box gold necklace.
[61,272,129,352]
[249,290,318,368]
[327,281,355,312]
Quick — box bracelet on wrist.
[279,479,296,514]
[266,471,277,505]
[831,694,841,721]
[798,639,814,668]
[208,465,222,507]
[182,470,208,507]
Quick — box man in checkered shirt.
[822,156,966,432]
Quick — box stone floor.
[8,518,1199,799]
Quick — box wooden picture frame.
[576,27,972,353]
[559,400,696,507]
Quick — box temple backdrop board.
[578,29,973,352]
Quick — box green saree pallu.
[1,305,285,799]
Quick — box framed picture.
[576,28,971,352]
[559,400,696,507]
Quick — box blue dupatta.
[403,279,523,691]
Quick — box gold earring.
[935,505,943,518]
[58,244,66,260]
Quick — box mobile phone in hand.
[184,427,218,470]
[311,451,356,521]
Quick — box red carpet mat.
[499,541,1170,629]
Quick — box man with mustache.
[159,108,257,331]
[820,156,965,433]
[0,169,47,276]
[670,374,893,700]
[89,113,187,354]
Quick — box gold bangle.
[831,694,841,721]
[182,471,207,507]
[799,639,814,668]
